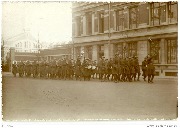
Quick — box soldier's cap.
[102,56,105,58]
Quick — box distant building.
[40,44,72,61]
[4,31,43,55]
[72,2,178,76]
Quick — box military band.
[12,54,155,83]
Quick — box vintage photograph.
[1,1,178,121]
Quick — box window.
[129,6,138,29]
[128,42,137,57]
[149,39,160,64]
[72,22,75,36]
[98,45,104,59]
[86,46,92,59]
[76,16,82,36]
[75,47,81,58]
[94,13,98,33]
[98,12,104,33]
[167,39,178,64]
[168,2,178,23]
[116,10,128,31]
[114,43,123,56]
[110,11,115,29]
[138,3,149,26]
[150,2,167,26]
[118,42,137,58]
[86,12,92,35]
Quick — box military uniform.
[92,60,97,79]
[134,57,140,81]
[142,58,148,81]
[18,61,24,77]
[25,60,31,77]
[12,62,18,77]
[61,58,67,79]
[51,59,57,79]
[112,55,119,82]
[57,59,62,79]
[46,61,51,78]
[106,59,112,81]
[147,62,155,83]
[39,60,45,78]
[32,60,38,78]
[97,58,103,80]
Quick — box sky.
[2,1,72,45]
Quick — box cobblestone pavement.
[2,74,178,121]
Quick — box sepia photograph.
[1,0,178,124]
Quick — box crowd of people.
[12,54,156,83]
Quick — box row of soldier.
[12,54,155,83]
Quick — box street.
[2,74,178,121]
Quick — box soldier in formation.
[12,54,155,83]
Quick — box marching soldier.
[51,58,57,79]
[134,56,141,81]
[57,59,62,79]
[147,61,155,83]
[47,60,51,78]
[104,59,109,81]
[107,58,113,81]
[112,54,119,83]
[32,59,38,78]
[100,56,106,82]
[12,61,18,77]
[61,57,67,79]
[25,60,31,77]
[18,60,25,77]
[142,57,148,81]
[92,60,97,79]
[39,60,44,78]
[97,58,103,80]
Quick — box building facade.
[72,2,178,76]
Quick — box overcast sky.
[2,2,72,45]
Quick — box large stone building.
[72,2,178,76]
[5,31,42,54]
